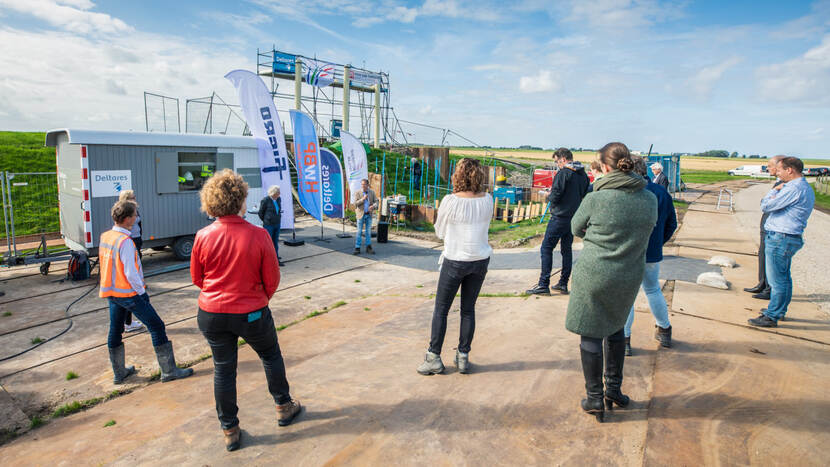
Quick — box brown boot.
[277,399,302,426]
[223,426,241,451]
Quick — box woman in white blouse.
[417,158,493,375]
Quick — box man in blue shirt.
[749,157,815,328]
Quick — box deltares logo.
[94,174,128,182]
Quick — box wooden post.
[514,201,523,223]
[503,199,510,222]
[493,196,498,219]
[434,200,439,209]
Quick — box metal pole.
[343,65,351,132]
[144,92,149,132]
[374,84,381,148]
[394,158,399,194]
[162,97,167,132]
[1,172,10,258]
[294,57,302,110]
[6,172,17,257]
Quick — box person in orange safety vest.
[102,200,193,384]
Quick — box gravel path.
[734,181,830,316]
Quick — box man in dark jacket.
[258,185,284,266]
[651,163,670,190]
[743,155,784,300]
[412,158,422,190]
[527,148,590,295]
[623,158,678,354]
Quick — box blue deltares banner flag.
[289,110,323,222]
[319,148,344,218]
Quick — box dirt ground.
[0,181,828,465]
[450,148,825,172]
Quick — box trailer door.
[55,134,86,249]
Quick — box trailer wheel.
[40,262,50,275]
[172,236,194,260]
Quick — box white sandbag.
[697,272,729,289]
[708,255,737,268]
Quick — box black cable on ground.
[0,284,95,363]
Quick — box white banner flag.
[225,69,294,229]
[340,131,368,201]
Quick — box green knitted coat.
[565,171,658,338]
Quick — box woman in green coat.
[566,142,657,422]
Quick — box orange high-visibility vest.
[98,229,142,298]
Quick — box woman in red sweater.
[192,169,301,451]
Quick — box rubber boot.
[153,341,194,383]
[604,338,630,409]
[579,347,605,422]
[108,343,136,384]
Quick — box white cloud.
[686,57,741,100]
[565,0,685,29]
[0,26,247,131]
[0,0,131,34]
[519,70,560,93]
[757,35,830,104]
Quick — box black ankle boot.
[604,338,630,409]
[579,347,605,422]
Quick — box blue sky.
[0,0,828,156]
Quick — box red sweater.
[191,215,280,314]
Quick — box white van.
[728,165,766,176]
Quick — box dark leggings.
[428,258,489,355]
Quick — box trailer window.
[177,152,216,191]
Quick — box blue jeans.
[763,231,803,322]
[538,215,573,287]
[107,293,168,348]
[624,262,670,337]
[264,224,280,258]
[355,213,372,248]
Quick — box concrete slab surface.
[1,182,828,464]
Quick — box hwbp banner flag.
[289,110,323,222]
[225,69,294,230]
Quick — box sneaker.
[223,426,241,451]
[455,351,470,374]
[353,248,360,255]
[277,399,302,426]
[366,245,375,254]
[416,351,445,375]
[525,284,551,296]
[624,337,632,356]
[748,314,777,328]
[550,283,569,295]
[124,320,144,333]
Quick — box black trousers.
[198,307,291,430]
[428,258,489,355]
[539,215,574,287]
[580,328,626,354]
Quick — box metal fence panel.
[2,172,59,256]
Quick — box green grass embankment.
[0,132,54,172]
[680,170,751,184]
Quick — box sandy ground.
[0,183,828,465]
[451,148,826,172]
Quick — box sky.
[0,0,828,157]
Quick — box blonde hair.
[267,185,280,197]
[200,169,248,217]
[118,190,136,202]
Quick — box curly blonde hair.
[452,158,485,193]
[200,169,248,217]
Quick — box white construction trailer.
[46,129,267,259]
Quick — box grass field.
[0,132,55,172]
[812,183,830,213]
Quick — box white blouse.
[435,193,494,263]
